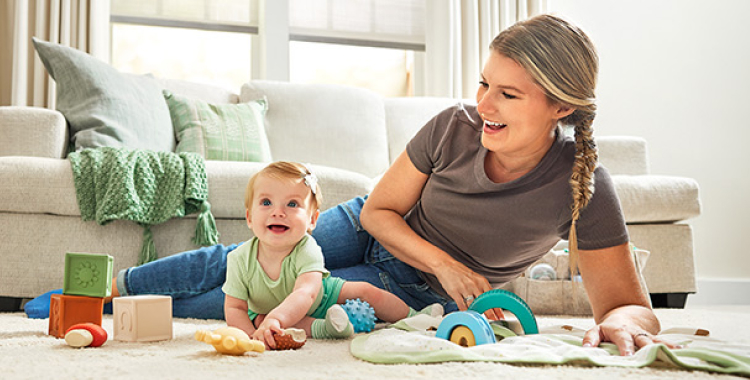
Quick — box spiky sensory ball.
[341,298,376,333]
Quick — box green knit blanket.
[68,147,219,265]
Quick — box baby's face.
[246,175,317,253]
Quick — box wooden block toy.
[113,295,173,342]
[48,294,104,338]
[63,252,114,298]
[65,323,108,348]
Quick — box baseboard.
[687,278,750,306]
[0,296,23,312]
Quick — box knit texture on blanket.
[68,147,219,264]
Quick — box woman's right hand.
[434,260,503,320]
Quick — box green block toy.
[63,252,114,298]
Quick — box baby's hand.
[252,317,283,349]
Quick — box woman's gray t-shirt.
[405,104,628,297]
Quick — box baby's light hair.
[244,161,323,212]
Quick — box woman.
[353,14,666,356]
[27,14,672,356]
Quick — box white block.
[113,295,173,342]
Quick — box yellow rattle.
[195,327,266,355]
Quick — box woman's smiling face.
[476,51,571,161]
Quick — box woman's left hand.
[582,307,681,356]
[576,244,681,356]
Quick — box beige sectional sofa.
[0,79,701,311]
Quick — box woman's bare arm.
[361,151,493,310]
[578,242,676,355]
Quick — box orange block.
[48,294,104,338]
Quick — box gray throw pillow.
[32,38,175,152]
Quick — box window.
[111,23,252,90]
[289,41,414,97]
[110,0,425,97]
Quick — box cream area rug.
[1,307,749,380]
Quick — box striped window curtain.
[424,0,547,98]
[0,0,110,107]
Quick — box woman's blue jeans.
[117,197,457,319]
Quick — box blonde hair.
[244,161,323,212]
[490,14,599,277]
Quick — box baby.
[222,161,442,348]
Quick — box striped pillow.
[163,90,271,162]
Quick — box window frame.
[110,0,426,95]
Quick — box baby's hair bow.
[302,163,318,195]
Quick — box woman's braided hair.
[490,14,599,277]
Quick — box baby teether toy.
[271,328,307,350]
[195,327,265,355]
[435,289,538,347]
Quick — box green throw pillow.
[31,38,175,152]
[163,91,272,162]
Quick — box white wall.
[547,0,750,304]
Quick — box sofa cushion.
[613,174,701,223]
[157,78,240,105]
[163,91,272,162]
[0,157,696,225]
[0,157,373,219]
[31,38,174,153]
[384,98,463,164]
[204,161,374,218]
[0,157,79,216]
[240,81,389,179]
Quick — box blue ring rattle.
[435,289,538,346]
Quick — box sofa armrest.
[614,174,701,223]
[0,106,68,158]
[597,136,650,175]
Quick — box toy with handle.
[468,289,538,334]
[436,311,496,346]
[435,289,538,347]
[65,322,108,348]
[195,327,266,355]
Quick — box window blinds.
[110,0,425,50]
[289,0,425,50]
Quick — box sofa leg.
[0,296,23,312]
[650,293,690,309]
